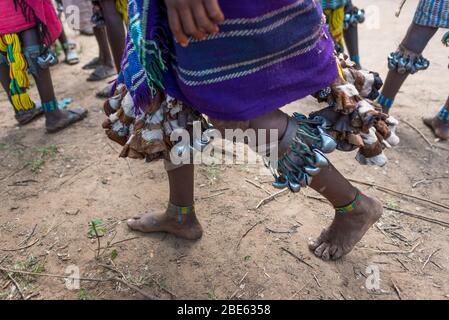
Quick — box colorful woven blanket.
[118,0,338,120]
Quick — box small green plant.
[87,218,107,238]
[207,286,217,300]
[386,200,400,210]
[88,218,107,259]
[13,255,46,285]
[36,145,58,158]
[0,143,7,151]
[78,289,95,300]
[27,158,45,173]
[15,255,45,274]
[110,249,118,261]
[26,145,58,174]
[128,273,148,287]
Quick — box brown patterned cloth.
[312,56,398,166]
[102,84,208,162]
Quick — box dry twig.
[349,178,449,211]
[422,248,441,271]
[236,219,267,249]
[385,207,449,228]
[368,241,421,255]
[2,270,25,299]
[280,247,314,269]
[256,188,288,209]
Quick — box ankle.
[165,203,196,224]
[44,106,64,122]
[334,190,362,214]
[437,106,449,123]
[42,99,59,113]
[377,94,394,113]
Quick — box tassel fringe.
[0,33,35,112]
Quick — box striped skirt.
[413,0,449,28]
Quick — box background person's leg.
[0,62,11,94]
[58,25,80,65]
[58,26,69,46]
[0,45,43,124]
[85,25,115,80]
[98,0,126,72]
[344,23,360,68]
[20,29,57,103]
[378,23,438,113]
[344,26,360,66]
[343,1,362,68]
[423,95,449,139]
[94,26,113,68]
[20,28,87,131]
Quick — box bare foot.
[45,108,88,133]
[309,194,383,260]
[423,116,449,140]
[127,207,203,240]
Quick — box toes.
[313,242,328,258]
[308,228,328,251]
[127,217,143,231]
[331,246,344,260]
[329,244,338,256]
[321,246,331,261]
[308,239,321,251]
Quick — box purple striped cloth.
[170,0,338,120]
[120,0,338,121]
[414,0,449,28]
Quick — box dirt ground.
[1,0,448,300]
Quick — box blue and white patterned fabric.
[320,0,348,10]
[414,0,449,28]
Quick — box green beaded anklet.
[335,191,362,213]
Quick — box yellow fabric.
[336,58,344,80]
[0,34,35,111]
[10,93,34,111]
[116,0,128,25]
[324,7,345,50]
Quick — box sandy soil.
[0,0,448,300]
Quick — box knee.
[22,45,41,76]
[23,45,58,75]
[403,24,437,52]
